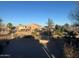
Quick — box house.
[15,24,42,37]
[0,24,10,35]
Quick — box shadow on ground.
[47,38,65,58]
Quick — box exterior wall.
[0,26,10,35]
[15,24,41,36]
[30,24,41,32]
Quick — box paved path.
[0,38,49,58]
[47,39,65,58]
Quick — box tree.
[0,19,2,26]
[19,24,23,26]
[55,24,61,30]
[54,24,65,36]
[7,22,14,33]
[47,18,54,40]
[69,7,79,26]
[47,18,54,30]
[62,23,70,32]
[7,23,13,29]
[0,19,4,32]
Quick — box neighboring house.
[0,24,10,35]
[15,24,42,37]
[16,25,31,32]
[29,24,42,32]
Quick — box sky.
[0,1,76,26]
